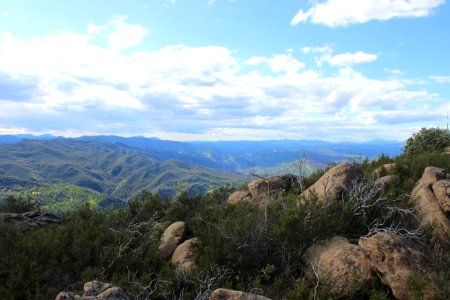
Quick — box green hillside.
[0,139,248,204]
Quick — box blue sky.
[0,0,449,141]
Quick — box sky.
[0,0,449,142]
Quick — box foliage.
[1,132,450,299]
[403,127,450,156]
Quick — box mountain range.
[0,134,404,210]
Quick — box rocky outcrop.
[171,237,198,274]
[444,146,450,155]
[359,233,436,300]
[228,190,251,205]
[373,175,398,189]
[0,211,62,230]
[301,163,362,203]
[373,163,396,178]
[227,174,297,207]
[411,167,450,239]
[55,281,128,300]
[303,236,374,296]
[158,221,186,259]
[209,288,271,300]
[432,180,450,213]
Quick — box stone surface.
[359,233,436,300]
[0,211,62,231]
[373,163,396,178]
[420,167,447,188]
[228,174,297,207]
[411,167,450,240]
[303,236,374,296]
[158,221,186,260]
[55,281,128,300]
[444,146,450,155]
[432,180,450,214]
[171,237,198,274]
[209,288,271,300]
[228,190,252,205]
[373,175,398,189]
[301,163,363,203]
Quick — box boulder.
[373,163,396,178]
[303,236,374,296]
[209,288,271,300]
[158,221,186,260]
[171,237,198,274]
[444,146,450,155]
[55,281,128,300]
[432,180,450,213]
[373,175,398,189]
[301,163,362,203]
[420,167,447,188]
[228,174,297,207]
[359,233,436,300]
[228,190,252,205]
[0,211,62,231]
[411,168,450,239]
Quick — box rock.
[171,237,198,274]
[209,288,271,300]
[432,180,450,213]
[228,190,252,204]
[301,163,363,203]
[444,146,450,155]
[374,175,398,189]
[411,168,450,239]
[303,236,374,296]
[0,211,62,231]
[55,281,128,300]
[247,174,297,205]
[373,163,396,178]
[158,221,186,260]
[359,233,436,300]
[420,167,447,188]
[228,174,297,207]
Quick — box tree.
[403,127,450,156]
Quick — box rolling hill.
[0,139,248,203]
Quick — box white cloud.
[0,18,446,141]
[326,51,378,67]
[430,76,450,83]
[2,12,10,17]
[302,46,377,67]
[291,0,445,27]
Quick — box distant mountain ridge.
[0,134,404,174]
[0,139,248,202]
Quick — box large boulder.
[209,288,271,300]
[55,281,128,300]
[432,180,450,213]
[373,163,396,178]
[228,174,297,207]
[171,237,198,274]
[373,175,398,189]
[444,146,450,155]
[303,236,374,296]
[158,221,186,260]
[301,163,362,203]
[411,167,450,239]
[0,211,62,231]
[228,190,252,205]
[359,233,436,300]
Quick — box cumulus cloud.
[0,17,446,141]
[291,0,445,27]
[430,76,450,83]
[326,51,378,67]
[302,46,377,67]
